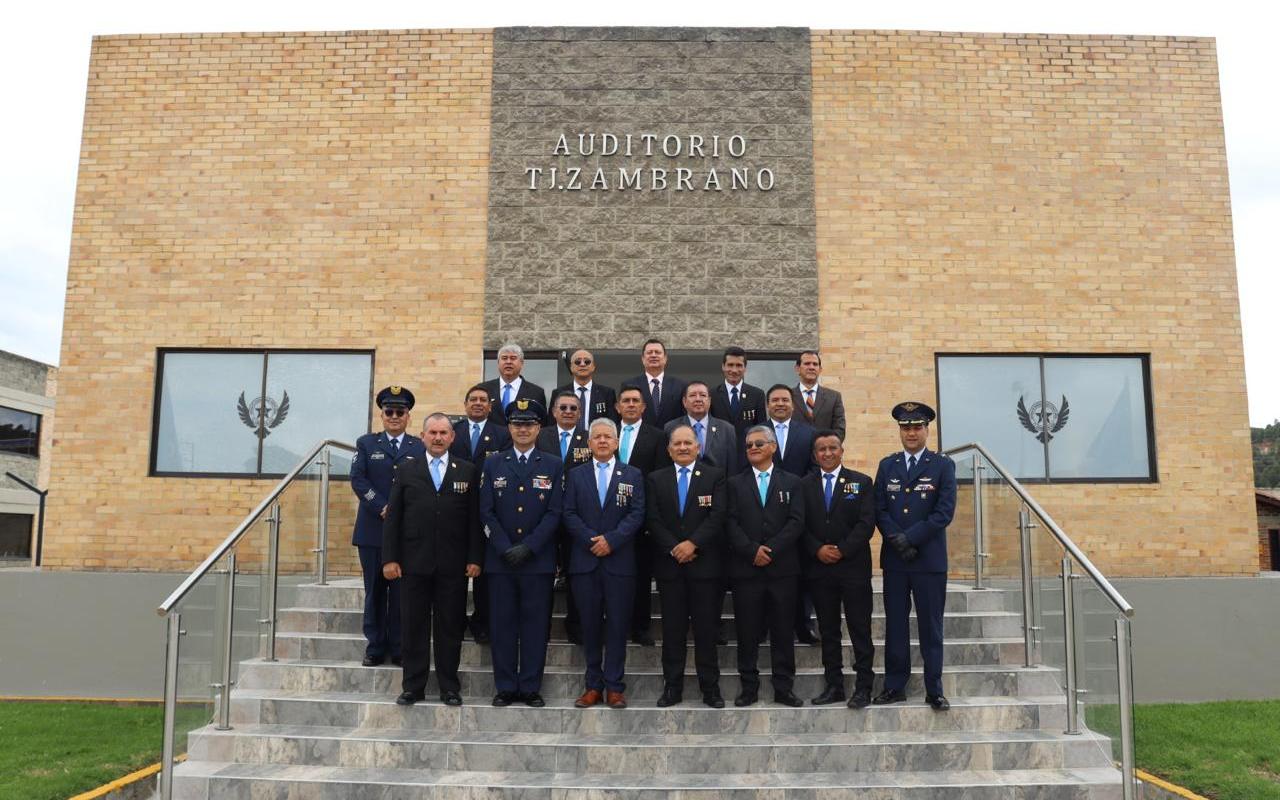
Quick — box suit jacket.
[664,415,737,474]
[556,382,620,428]
[800,467,876,579]
[382,455,483,575]
[616,419,669,476]
[710,382,767,471]
[874,449,957,573]
[627,373,689,428]
[450,418,511,465]
[769,417,817,477]
[562,460,646,576]
[479,448,563,575]
[726,468,805,580]
[536,425,593,473]
[645,464,727,581]
[791,384,847,442]
[482,377,548,426]
[350,431,427,547]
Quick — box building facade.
[0,350,56,563]
[45,27,1255,577]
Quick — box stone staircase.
[174,578,1124,798]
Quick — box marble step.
[277,607,1025,640]
[229,689,1068,734]
[236,658,1062,700]
[188,723,1115,774]
[274,632,1027,668]
[171,761,1124,799]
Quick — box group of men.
[349,340,957,712]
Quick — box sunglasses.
[382,408,408,418]
[556,405,580,412]
[572,358,592,366]
[745,439,772,449]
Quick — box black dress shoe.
[811,685,846,705]
[795,627,820,646]
[847,689,872,709]
[656,686,682,707]
[395,690,424,706]
[390,655,402,666]
[492,691,518,707]
[926,694,951,711]
[872,688,907,705]
[631,632,656,646]
[521,692,545,708]
[440,690,463,706]
[362,655,384,667]
[774,690,804,708]
[733,691,758,707]
[703,691,725,709]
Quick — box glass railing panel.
[1078,575,1125,765]
[1033,530,1070,711]
[323,447,362,580]
[168,566,218,754]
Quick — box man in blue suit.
[350,386,426,667]
[563,417,646,709]
[873,401,957,711]
[479,398,563,708]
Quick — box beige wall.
[811,30,1254,576]
[45,30,492,570]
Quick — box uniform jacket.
[769,417,818,477]
[350,431,427,547]
[726,468,805,580]
[627,373,689,428]
[874,448,957,573]
[450,418,511,465]
[616,419,669,476]
[536,425,593,472]
[800,467,876,579]
[479,448,564,575]
[482,377,548,426]
[556,382,620,427]
[663,415,737,474]
[563,460,646,576]
[382,455,483,575]
[791,384,847,442]
[645,463,727,581]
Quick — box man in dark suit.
[349,385,426,668]
[537,390,592,644]
[801,429,877,708]
[726,425,806,708]
[645,424,727,708]
[664,381,737,473]
[479,399,563,708]
[382,413,484,707]
[482,342,547,426]
[873,401,957,711]
[627,337,687,427]
[791,350,847,442]
[563,418,646,709]
[766,383,820,646]
[557,348,618,429]
[710,346,767,472]
[450,383,512,644]
[615,383,670,646]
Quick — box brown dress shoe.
[606,690,628,709]
[574,689,603,709]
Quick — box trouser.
[399,571,467,695]
[630,530,655,636]
[572,569,635,692]
[732,574,797,694]
[882,569,947,696]
[656,575,721,693]
[488,572,554,694]
[468,573,490,636]
[811,572,875,693]
[357,545,400,659]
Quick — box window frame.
[149,347,376,479]
[934,352,1158,484]
[0,405,42,458]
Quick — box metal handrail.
[941,441,1134,618]
[155,438,356,616]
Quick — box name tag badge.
[532,476,553,491]
[492,477,508,490]
[370,452,386,460]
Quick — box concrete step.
[172,761,1124,799]
[188,723,1115,774]
[273,632,1028,668]
[236,658,1062,699]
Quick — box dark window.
[150,349,374,478]
[0,513,32,559]
[936,354,1156,483]
[1270,529,1279,572]
[0,406,41,457]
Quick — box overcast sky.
[2,0,1275,425]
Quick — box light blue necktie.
[824,472,834,511]
[677,466,690,516]
[757,471,770,505]
[597,462,611,508]
[470,422,481,453]
[431,458,443,491]
[693,420,705,452]
[560,430,571,460]
[501,383,512,412]
[775,423,787,457]
[620,425,635,464]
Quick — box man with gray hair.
[481,343,548,426]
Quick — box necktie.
[824,472,834,511]
[650,378,661,413]
[597,462,610,508]
[431,458,443,490]
[776,423,788,457]
[560,430,571,460]
[693,420,705,452]
[501,383,512,412]
[470,423,481,453]
[757,471,770,505]
[518,453,528,466]
[730,385,741,417]
[389,437,399,456]
[908,454,918,473]
[578,386,589,417]
[620,425,634,464]
[805,389,816,419]
[677,466,690,516]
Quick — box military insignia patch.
[492,477,507,490]
[390,386,402,395]
[697,495,713,507]
[517,399,530,410]
[453,482,469,493]
[363,489,376,501]
[532,476,552,490]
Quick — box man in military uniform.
[479,399,564,708]
[873,402,957,711]
[349,386,426,668]
[382,412,484,707]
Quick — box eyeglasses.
[572,358,592,366]
[556,405,580,412]
[745,439,771,449]
[382,408,408,418]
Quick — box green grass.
[1133,700,1280,800]
[0,701,208,800]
